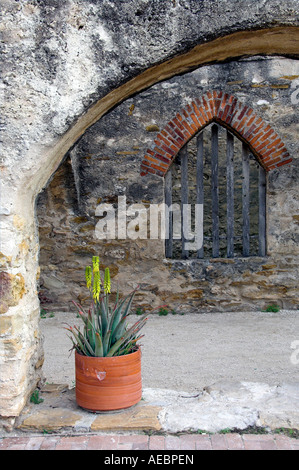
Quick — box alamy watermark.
[94,196,203,251]
[291,79,299,105]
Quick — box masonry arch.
[27,26,299,199]
[1,24,299,423]
[141,90,291,177]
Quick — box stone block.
[90,404,162,432]
[0,272,26,314]
[18,408,82,432]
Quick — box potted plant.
[65,256,148,412]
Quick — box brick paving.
[0,433,298,450]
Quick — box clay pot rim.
[75,347,141,361]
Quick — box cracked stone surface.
[12,381,299,435]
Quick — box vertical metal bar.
[211,124,219,258]
[242,143,250,257]
[196,132,204,259]
[165,167,173,258]
[259,166,267,257]
[226,131,235,258]
[180,145,189,259]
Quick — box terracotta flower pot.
[75,348,142,412]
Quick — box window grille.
[165,123,267,260]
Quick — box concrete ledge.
[14,382,299,435]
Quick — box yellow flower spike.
[104,267,111,294]
[93,269,101,302]
[92,256,100,274]
[85,266,92,290]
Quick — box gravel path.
[40,309,299,392]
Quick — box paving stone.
[18,408,82,432]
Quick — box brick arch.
[140,90,291,177]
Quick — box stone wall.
[37,56,299,314]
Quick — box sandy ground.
[40,310,299,393]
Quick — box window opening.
[165,123,267,260]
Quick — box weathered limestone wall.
[37,57,299,315]
[1,0,299,424]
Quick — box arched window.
[164,123,267,260]
[141,92,291,259]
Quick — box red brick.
[202,96,213,120]
[131,435,149,450]
[245,114,257,129]
[160,143,175,155]
[172,116,185,130]
[274,435,294,450]
[189,112,200,128]
[1,437,28,450]
[40,436,60,450]
[243,438,264,450]
[145,155,159,164]
[172,125,185,141]
[213,95,224,115]
[211,434,228,450]
[178,434,197,450]
[276,157,292,167]
[156,134,172,147]
[149,435,165,450]
[164,124,178,141]
[270,148,286,159]
[255,140,271,153]
[87,435,119,450]
[191,103,207,126]
[180,120,193,136]
[266,137,282,150]
[243,434,280,450]
[248,127,267,145]
[194,435,213,450]
[224,99,239,124]
[150,162,167,172]
[55,435,89,450]
[195,98,210,123]
[144,166,156,174]
[165,435,181,450]
[24,437,44,450]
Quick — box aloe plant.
[65,256,148,357]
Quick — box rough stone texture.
[19,408,82,432]
[1,0,299,421]
[143,382,299,433]
[0,272,26,314]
